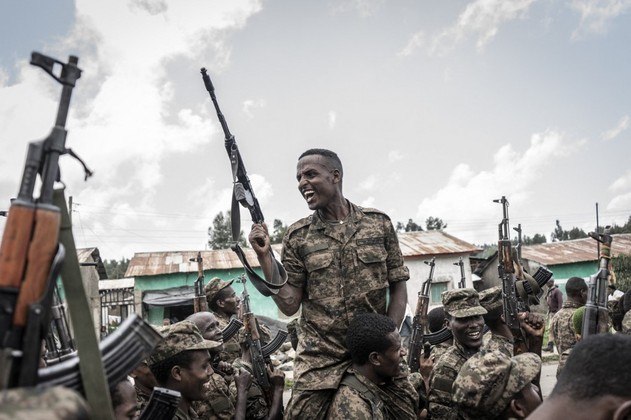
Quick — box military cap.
[149,321,221,366]
[204,277,234,302]
[0,386,90,419]
[453,350,541,419]
[478,286,502,313]
[442,288,487,318]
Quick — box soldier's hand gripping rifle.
[240,275,271,389]
[493,197,522,338]
[408,258,436,373]
[0,52,93,388]
[190,252,208,312]
[200,69,287,297]
[581,226,613,338]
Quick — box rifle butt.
[13,206,60,327]
[0,203,36,290]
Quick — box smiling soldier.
[248,148,409,419]
[427,289,487,420]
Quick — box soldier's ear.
[508,398,526,418]
[613,400,631,420]
[171,365,183,382]
[368,351,381,367]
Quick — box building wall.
[136,267,279,325]
[406,253,474,312]
[548,261,597,281]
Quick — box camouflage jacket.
[212,312,271,365]
[430,341,452,364]
[229,358,269,420]
[282,202,409,391]
[0,386,90,420]
[192,372,235,420]
[428,340,476,420]
[551,300,582,376]
[328,368,418,420]
[174,406,200,420]
[135,383,152,414]
[481,332,513,358]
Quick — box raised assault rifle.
[581,226,612,338]
[200,69,287,297]
[139,387,182,420]
[408,258,436,373]
[454,257,466,289]
[493,197,521,335]
[190,252,208,313]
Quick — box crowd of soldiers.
[2,148,631,420]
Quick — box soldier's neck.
[354,363,386,386]
[318,197,349,222]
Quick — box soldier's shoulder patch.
[358,206,390,220]
[285,215,313,237]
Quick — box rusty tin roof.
[397,230,481,257]
[522,233,631,266]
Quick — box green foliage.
[609,215,631,234]
[396,219,423,232]
[612,254,631,292]
[103,257,130,279]
[522,233,547,245]
[551,219,588,241]
[207,211,246,250]
[270,219,288,244]
[425,216,447,231]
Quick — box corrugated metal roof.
[99,277,135,290]
[125,245,284,277]
[397,231,481,257]
[126,231,479,277]
[522,233,631,266]
[77,247,108,279]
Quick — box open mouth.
[466,330,482,340]
[303,190,315,204]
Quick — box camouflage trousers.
[284,388,336,420]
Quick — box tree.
[396,219,423,233]
[270,219,288,244]
[208,211,246,250]
[522,233,547,245]
[425,216,447,231]
[612,254,631,292]
[103,257,130,279]
[610,215,631,234]
[551,220,588,241]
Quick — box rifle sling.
[54,189,115,420]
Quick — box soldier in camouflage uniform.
[0,386,90,419]
[453,350,542,419]
[427,306,452,363]
[427,289,486,420]
[148,321,218,420]
[228,329,285,420]
[130,360,157,414]
[111,379,138,420]
[328,313,418,419]
[205,277,242,364]
[479,286,514,358]
[249,149,409,419]
[623,309,631,334]
[550,277,587,377]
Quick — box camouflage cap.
[478,286,502,313]
[453,350,541,419]
[442,288,487,318]
[0,386,90,419]
[622,311,631,334]
[149,321,221,366]
[204,277,234,302]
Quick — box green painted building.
[126,247,283,325]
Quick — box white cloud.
[416,130,574,243]
[397,31,425,57]
[429,0,535,55]
[570,0,631,39]
[243,98,266,119]
[329,0,385,17]
[607,170,631,212]
[359,174,378,191]
[610,170,631,192]
[601,115,629,140]
[388,150,404,163]
[328,110,337,129]
[361,196,376,207]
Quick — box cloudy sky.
[1,0,631,260]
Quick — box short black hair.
[346,313,396,365]
[149,350,196,385]
[552,334,631,400]
[208,287,233,312]
[565,277,587,298]
[299,148,343,176]
[428,307,447,333]
[110,379,129,409]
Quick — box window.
[430,283,448,304]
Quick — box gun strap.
[54,188,115,420]
[424,327,453,346]
[228,156,287,297]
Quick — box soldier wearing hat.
[453,350,542,419]
[427,288,486,420]
[0,386,90,420]
[148,321,220,420]
[205,277,242,364]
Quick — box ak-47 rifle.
[0,52,92,389]
[513,223,523,263]
[44,285,75,363]
[408,258,435,373]
[240,275,271,389]
[581,226,612,338]
[493,196,521,336]
[454,257,466,289]
[190,252,208,312]
[138,387,181,420]
[222,317,244,342]
[200,69,287,297]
